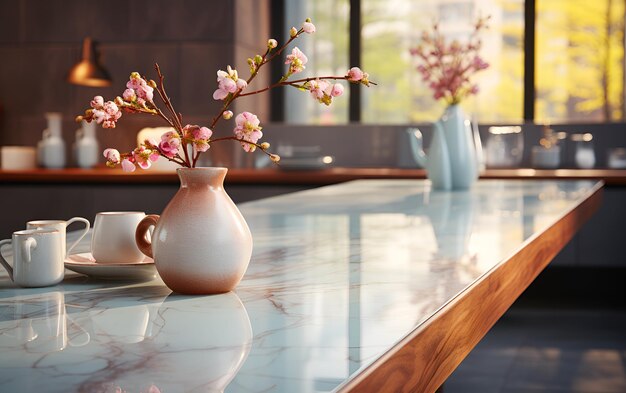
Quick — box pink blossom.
[90,96,104,109]
[308,79,326,99]
[103,101,119,115]
[285,47,308,74]
[102,120,117,128]
[121,158,136,172]
[472,56,489,70]
[307,80,342,105]
[91,97,122,128]
[411,18,490,104]
[122,88,136,102]
[347,67,364,81]
[103,148,120,166]
[159,131,181,158]
[132,146,158,170]
[213,88,229,101]
[233,112,263,152]
[302,21,316,34]
[330,83,344,97]
[183,124,213,153]
[213,66,247,101]
[126,73,154,103]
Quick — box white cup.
[92,212,146,263]
[0,229,64,287]
[27,217,90,258]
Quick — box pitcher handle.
[135,215,159,258]
[406,128,427,168]
[0,239,14,281]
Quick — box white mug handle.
[22,237,37,263]
[0,239,14,281]
[65,217,90,256]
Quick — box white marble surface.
[0,180,601,393]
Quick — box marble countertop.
[0,180,602,392]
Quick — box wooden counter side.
[339,183,604,393]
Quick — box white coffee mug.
[0,229,64,287]
[27,217,90,258]
[92,212,146,263]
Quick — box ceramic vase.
[75,120,99,169]
[136,167,252,295]
[39,112,66,169]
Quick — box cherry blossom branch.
[208,136,279,161]
[77,18,374,172]
[238,76,376,97]
[207,28,305,131]
[153,64,192,166]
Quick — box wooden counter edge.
[338,182,605,393]
[2,168,626,185]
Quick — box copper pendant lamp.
[67,37,112,87]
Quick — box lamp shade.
[67,37,112,87]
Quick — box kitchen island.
[0,179,603,392]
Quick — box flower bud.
[130,71,140,79]
[254,54,263,65]
[148,79,157,88]
[260,142,270,150]
[222,110,233,120]
[115,96,124,106]
[270,154,281,163]
[267,39,278,49]
[302,19,316,34]
[290,27,298,37]
[75,115,84,123]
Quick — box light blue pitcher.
[407,105,479,190]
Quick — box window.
[283,0,350,124]
[535,0,625,122]
[361,0,524,124]
[274,0,626,124]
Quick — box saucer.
[64,253,157,281]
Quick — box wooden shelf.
[1,167,626,185]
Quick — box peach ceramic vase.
[135,167,252,294]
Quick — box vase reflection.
[75,291,253,393]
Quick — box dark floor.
[444,267,626,393]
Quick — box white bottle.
[75,120,99,168]
[40,112,66,168]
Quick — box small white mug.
[27,217,90,258]
[92,212,146,263]
[0,229,64,287]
